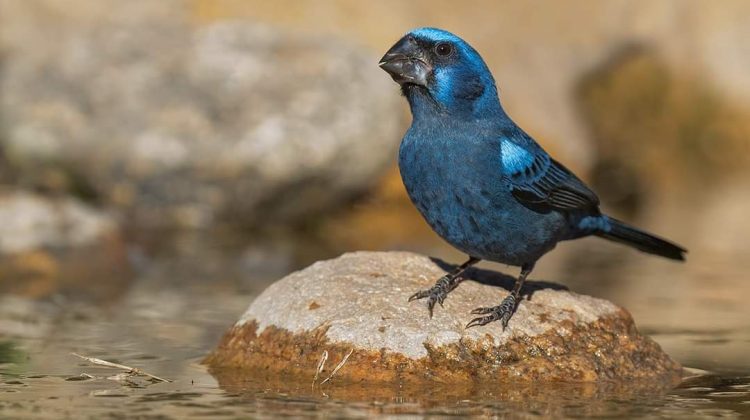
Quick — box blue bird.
[379,28,686,329]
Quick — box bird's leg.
[466,262,535,330]
[409,256,480,318]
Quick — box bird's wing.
[500,129,600,213]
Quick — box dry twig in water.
[321,349,353,385]
[313,350,328,386]
[71,353,171,383]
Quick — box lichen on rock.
[205,251,681,385]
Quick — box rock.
[0,191,116,255]
[205,251,681,384]
[0,190,130,299]
[0,1,402,229]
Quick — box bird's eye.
[435,42,453,57]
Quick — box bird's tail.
[596,217,687,261]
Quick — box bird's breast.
[398,132,500,243]
[397,129,566,264]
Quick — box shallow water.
[1,228,750,419]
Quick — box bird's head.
[379,28,502,119]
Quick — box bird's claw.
[465,294,518,330]
[408,274,460,318]
[407,290,430,302]
[469,306,496,315]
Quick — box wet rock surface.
[206,251,681,384]
[0,2,402,228]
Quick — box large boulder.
[0,1,402,228]
[206,251,681,385]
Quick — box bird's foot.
[408,274,462,318]
[466,293,518,330]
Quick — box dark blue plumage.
[379,28,686,328]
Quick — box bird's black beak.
[379,36,431,87]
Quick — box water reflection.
[2,363,749,418]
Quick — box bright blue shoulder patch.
[501,140,535,175]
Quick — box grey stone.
[239,252,614,359]
[207,251,681,384]
[0,190,116,255]
[0,2,402,228]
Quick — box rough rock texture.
[0,2,402,228]
[206,251,681,384]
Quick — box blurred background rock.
[0,0,749,381]
[0,0,402,233]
